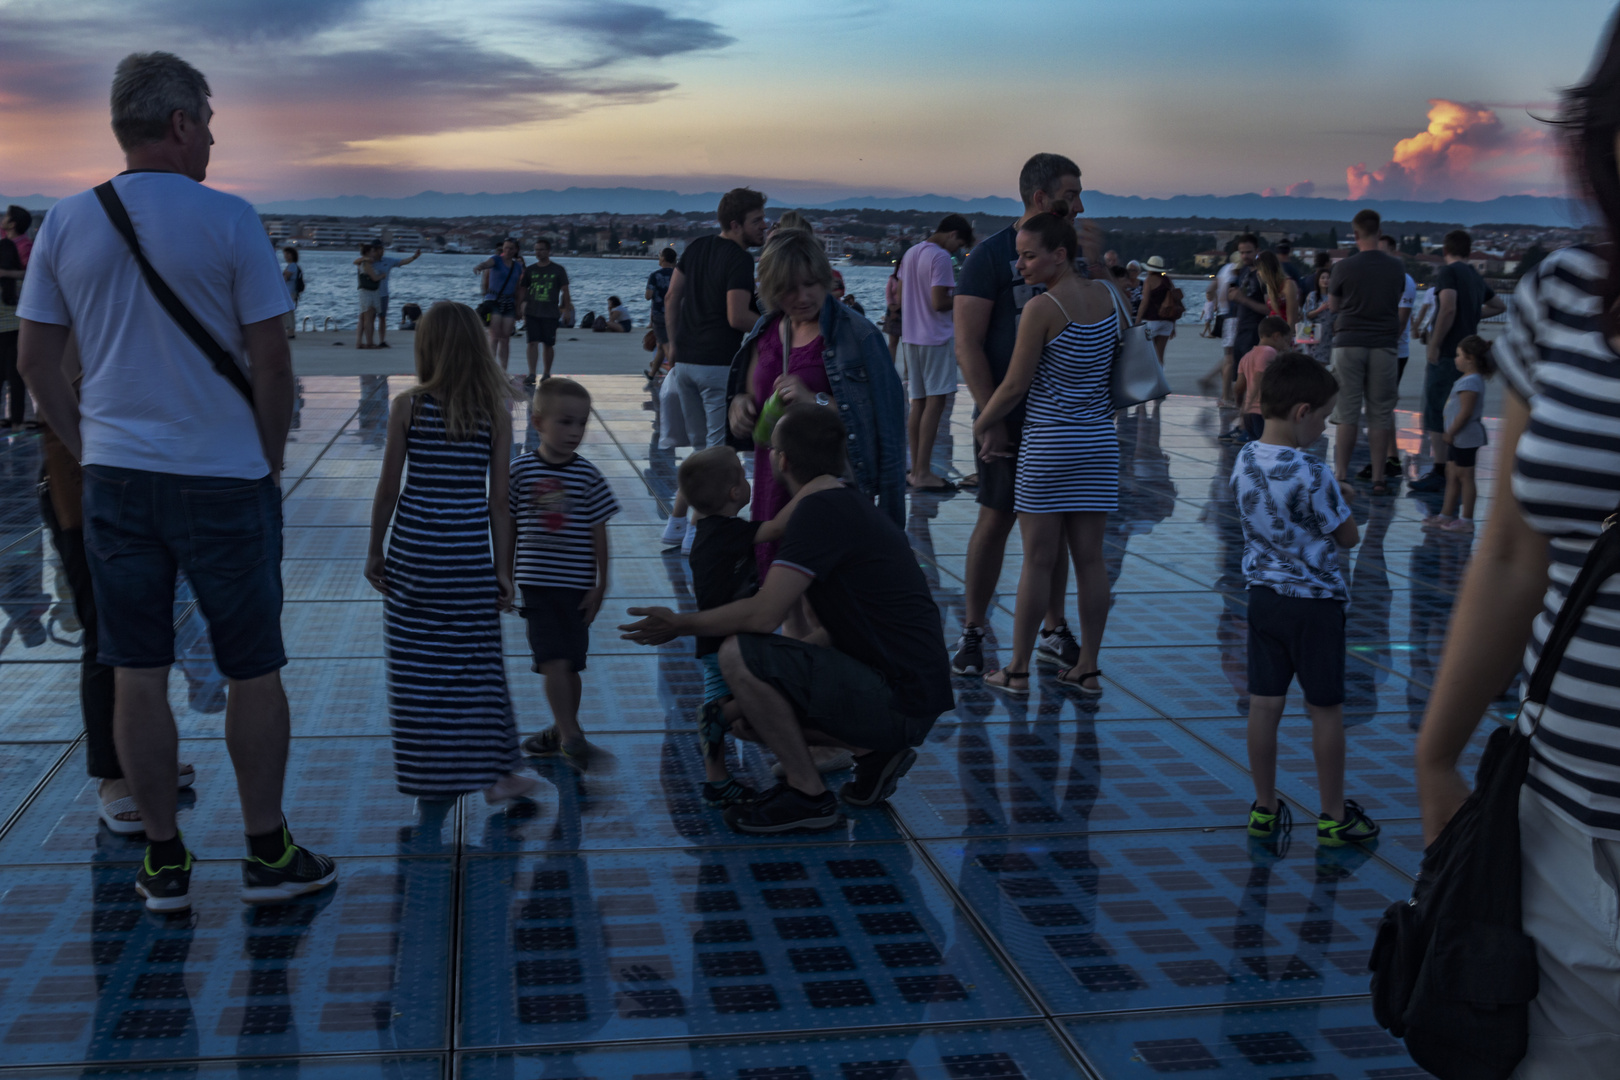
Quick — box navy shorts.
[521,585,589,672]
[82,466,285,680]
[1423,359,1460,433]
[525,317,559,346]
[974,425,1018,514]
[732,633,935,752]
[651,314,669,346]
[1246,586,1345,707]
[1449,445,1478,468]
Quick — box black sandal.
[984,669,1030,698]
[1057,667,1104,697]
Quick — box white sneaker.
[661,514,687,545]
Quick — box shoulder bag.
[94,181,252,404]
[1099,278,1169,410]
[1368,497,1620,1078]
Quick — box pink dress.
[752,314,831,577]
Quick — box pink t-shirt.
[1238,345,1277,415]
[899,241,955,346]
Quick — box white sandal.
[98,793,145,835]
[483,773,542,804]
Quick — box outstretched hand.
[620,606,682,646]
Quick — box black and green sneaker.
[1246,800,1292,840]
[1317,799,1380,847]
[523,727,590,772]
[701,777,758,808]
[136,846,194,913]
[241,826,338,905]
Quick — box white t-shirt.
[18,172,291,479]
[899,240,956,346]
[1231,441,1351,601]
[1215,262,1239,312]
[1396,273,1417,357]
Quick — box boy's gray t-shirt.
[1444,372,1488,449]
[1231,442,1351,601]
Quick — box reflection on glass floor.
[0,375,1489,1077]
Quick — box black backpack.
[1368,501,1620,1078]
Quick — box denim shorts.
[82,466,285,679]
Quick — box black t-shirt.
[1328,249,1406,349]
[774,486,954,719]
[690,515,761,657]
[0,238,20,307]
[674,235,757,365]
[956,224,1051,430]
[1432,261,1496,360]
[1233,266,1268,336]
[520,262,569,318]
[648,265,674,320]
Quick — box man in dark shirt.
[1410,229,1505,492]
[644,245,676,376]
[1226,233,1268,363]
[621,405,954,833]
[518,237,571,385]
[950,152,1104,678]
[1327,208,1406,489]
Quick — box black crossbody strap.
[1523,499,1620,733]
[93,181,254,405]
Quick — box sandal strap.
[101,795,141,820]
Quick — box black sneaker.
[1246,800,1292,841]
[723,783,841,833]
[1035,622,1081,667]
[1317,799,1381,848]
[136,846,194,913]
[951,625,986,676]
[1408,470,1446,494]
[701,777,758,808]
[840,747,918,807]
[241,835,339,905]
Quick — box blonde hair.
[534,376,592,418]
[410,301,512,441]
[775,210,813,234]
[757,228,834,313]
[1256,250,1288,313]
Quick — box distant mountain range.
[2,186,1586,227]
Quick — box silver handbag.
[1102,280,1171,410]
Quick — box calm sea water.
[287,249,1207,330]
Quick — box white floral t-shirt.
[1231,442,1350,601]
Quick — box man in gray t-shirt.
[1326,209,1405,489]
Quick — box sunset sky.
[0,0,1613,204]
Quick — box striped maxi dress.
[385,394,520,796]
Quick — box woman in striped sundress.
[365,301,537,802]
[973,204,1119,697]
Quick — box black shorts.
[974,427,1018,514]
[525,317,559,346]
[1449,445,1478,468]
[732,633,935,752]
[1246,586,1345,706]
[651,314,668,345]
[1242,412,1266,441]
[520,585,589,672]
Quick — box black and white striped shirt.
[1495,245,1620,838]
[508,452,619,589]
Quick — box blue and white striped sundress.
[1014,293,1121,514]
[385,394,519,796]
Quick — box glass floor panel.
[0,378,1453,1076]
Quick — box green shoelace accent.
[248,826,297,869]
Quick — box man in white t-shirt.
[897,214,973,492]
[17,51,335,915]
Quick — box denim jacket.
[726,295,907,526]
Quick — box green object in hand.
[753,391,786,446]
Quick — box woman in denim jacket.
[725,230,907,538]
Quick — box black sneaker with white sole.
[135,847,194,913]
[1036,622,1080,667]
[840,746,918,807]
[241,842,339,904]
[723,783,841,833]
[951,625,986,675]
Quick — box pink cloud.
[1346,99,1550,200]
[1284,180,1315,197]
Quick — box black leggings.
[0,331,22,426]
[39,477,119,778]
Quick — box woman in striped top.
[1417,22,1620,1073]
[366,302,535,803]
[973,205,1119,696]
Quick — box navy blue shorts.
[82,466,285,680]
[1246,586,1345,706]
[521,585,589,672]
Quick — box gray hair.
[757,228,834,313]
[110,52,211,151]
[1018,152,1080,207]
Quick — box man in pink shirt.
[897,214,974,491]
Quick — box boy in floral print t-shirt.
[1228,352,1379,849]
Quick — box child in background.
[512,378,620,771]
[1424,334,1493,535]
[365,301,534,803]
[1231,316,1293,442]
[1231,353,1380,848]
[678,447,801,806]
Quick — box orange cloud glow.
[1346,99,1547,200]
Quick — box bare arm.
[401,250,422,266]
[930,284,953,313]
[621,563,813,644]
[975,293,1058,431]
[952,295,996,409]
[243,316,296,480]
[16,320,78,457]
[364,394,413,594]
[1397,303,1412,337]
[1427,290,1458,362]
[1482,294,1506,319]
[1417,392,1548,841]
[473,256,496,274]
[1285,280,1301,327]
[663,268,685,360]
[1331,514,1360,548]
[726,288,755,333]
[489,410,515,611]
[580,520,609,625]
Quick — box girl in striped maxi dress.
[365,301,536,801]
